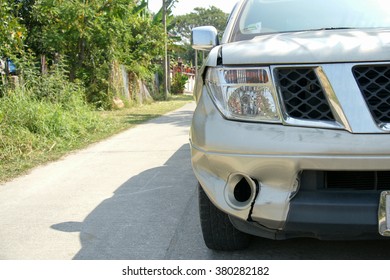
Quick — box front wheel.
[198,183,252,250]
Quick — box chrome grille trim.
[271,65,346,130]
[271,62,390,133]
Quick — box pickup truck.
[190,0,390,250]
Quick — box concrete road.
[1,102,390,260]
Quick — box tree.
[171,6,228,65]
[173,6,228,42]
[27,0,166,107]
[0,1,25,58]
[152,0,177,25]
[0,0,185,106]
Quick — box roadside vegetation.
[0,92,192,182]
[0,0,227,182]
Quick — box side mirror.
[191,26,219,51]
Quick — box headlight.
[205,67,281,123]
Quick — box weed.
[0,92,193,182]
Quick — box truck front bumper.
[191,89,390,239]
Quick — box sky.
[148,0,239,15]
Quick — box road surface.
[1,102,390,260]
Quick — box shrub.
[171,72,188,94]
[0,62,108,176]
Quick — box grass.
[102,94,193,128]
[0,94,193,183]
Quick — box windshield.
[230,0,390,42]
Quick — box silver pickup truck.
[190,0,390,250]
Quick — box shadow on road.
[210,238,390,260]
[51,141,390,260]
[51,144,198,259]
[166,192,390,260]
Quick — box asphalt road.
[1,102,390,260]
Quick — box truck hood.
[222,28,390,65]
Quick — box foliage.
[0,93,193,182]
[172,6,228,42]
[152,0,177,25]
[117,13,165,78]
[0,62,107,180]
[0,0,26,57]
[171,72,188,94]
[170,6,228,66]
[0,1,228,106]
[17,0,166,108]
[0,1,224,182]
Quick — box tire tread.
[198,184,251,250]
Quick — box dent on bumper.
[191,88,390,231]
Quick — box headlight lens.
[206,67,281,123]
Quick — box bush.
[171,72,188,94]
[0,63,111,178]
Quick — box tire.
[198,183,252,250]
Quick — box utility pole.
[162,0,169,100]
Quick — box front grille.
[275,68,335,121]
[353,65,390,124]
[301,170,390,191]
[326,171,390,190]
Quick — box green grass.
[103,94,193,128]
[0,94,193,183]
